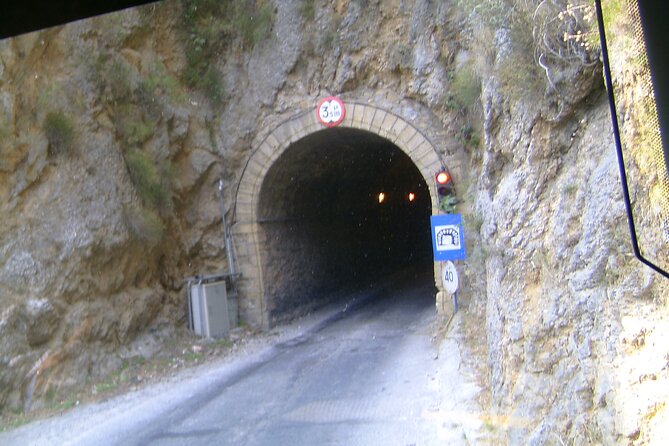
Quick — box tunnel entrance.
[233,102,447,329]
[257,128,433,324]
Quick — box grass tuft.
[44,111,76,157]
[124,205,166,245]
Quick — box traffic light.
[435,169,456,213]
[435,170,452,197]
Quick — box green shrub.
[97,56,134,101]
[91,54,160,147]
[299,0,316,21]
[182,50,207,86]
[201,65,224,107]
[44,111,76,157]
[122,117,156,147]
[126,120,156,146]
[450,64,481,110]
[143,62,186,103]
[497,56,545,101]
[443,93,457,111]
[0,132,9,171]
[179,0,275,106]
[458,124,481,149]
[124,149,173,212]
[113,102,158,149]
[561,182,578,196]
[439,195,459,213]
[180,14,225,106]
[240,1,274,46]
[0,123,10,157]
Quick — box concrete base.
[435,290,455,320]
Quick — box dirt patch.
[0,325,263,432]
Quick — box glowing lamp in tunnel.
[378,192,386,203]
[408,192,416,202]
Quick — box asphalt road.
[1,274,483,445]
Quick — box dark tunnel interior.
[258,128,434,323]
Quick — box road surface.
[1,274,484,445]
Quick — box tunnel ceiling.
[258,127,430,221]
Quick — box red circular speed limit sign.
[317,96,346,127]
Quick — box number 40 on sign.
[442,261,459,294]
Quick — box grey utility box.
[188,280,230,338]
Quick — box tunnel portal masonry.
[232,100,457,329]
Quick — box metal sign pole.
[218,179,236,276]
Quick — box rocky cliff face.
[0,4,225,412]
[1,0,667,443]
[461,2,669,443]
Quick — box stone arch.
[233,101,446,329]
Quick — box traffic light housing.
[435,169,456,213]
[435,170,454,197]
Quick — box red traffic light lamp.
[436,171,450,185]
[435,170,453,197]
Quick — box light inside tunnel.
[257,128,433,324]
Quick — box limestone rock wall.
[465,3,669,442]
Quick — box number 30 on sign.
[317,96,346,127]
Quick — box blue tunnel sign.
[430,214,466,261]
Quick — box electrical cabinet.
[188,280,230,338]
